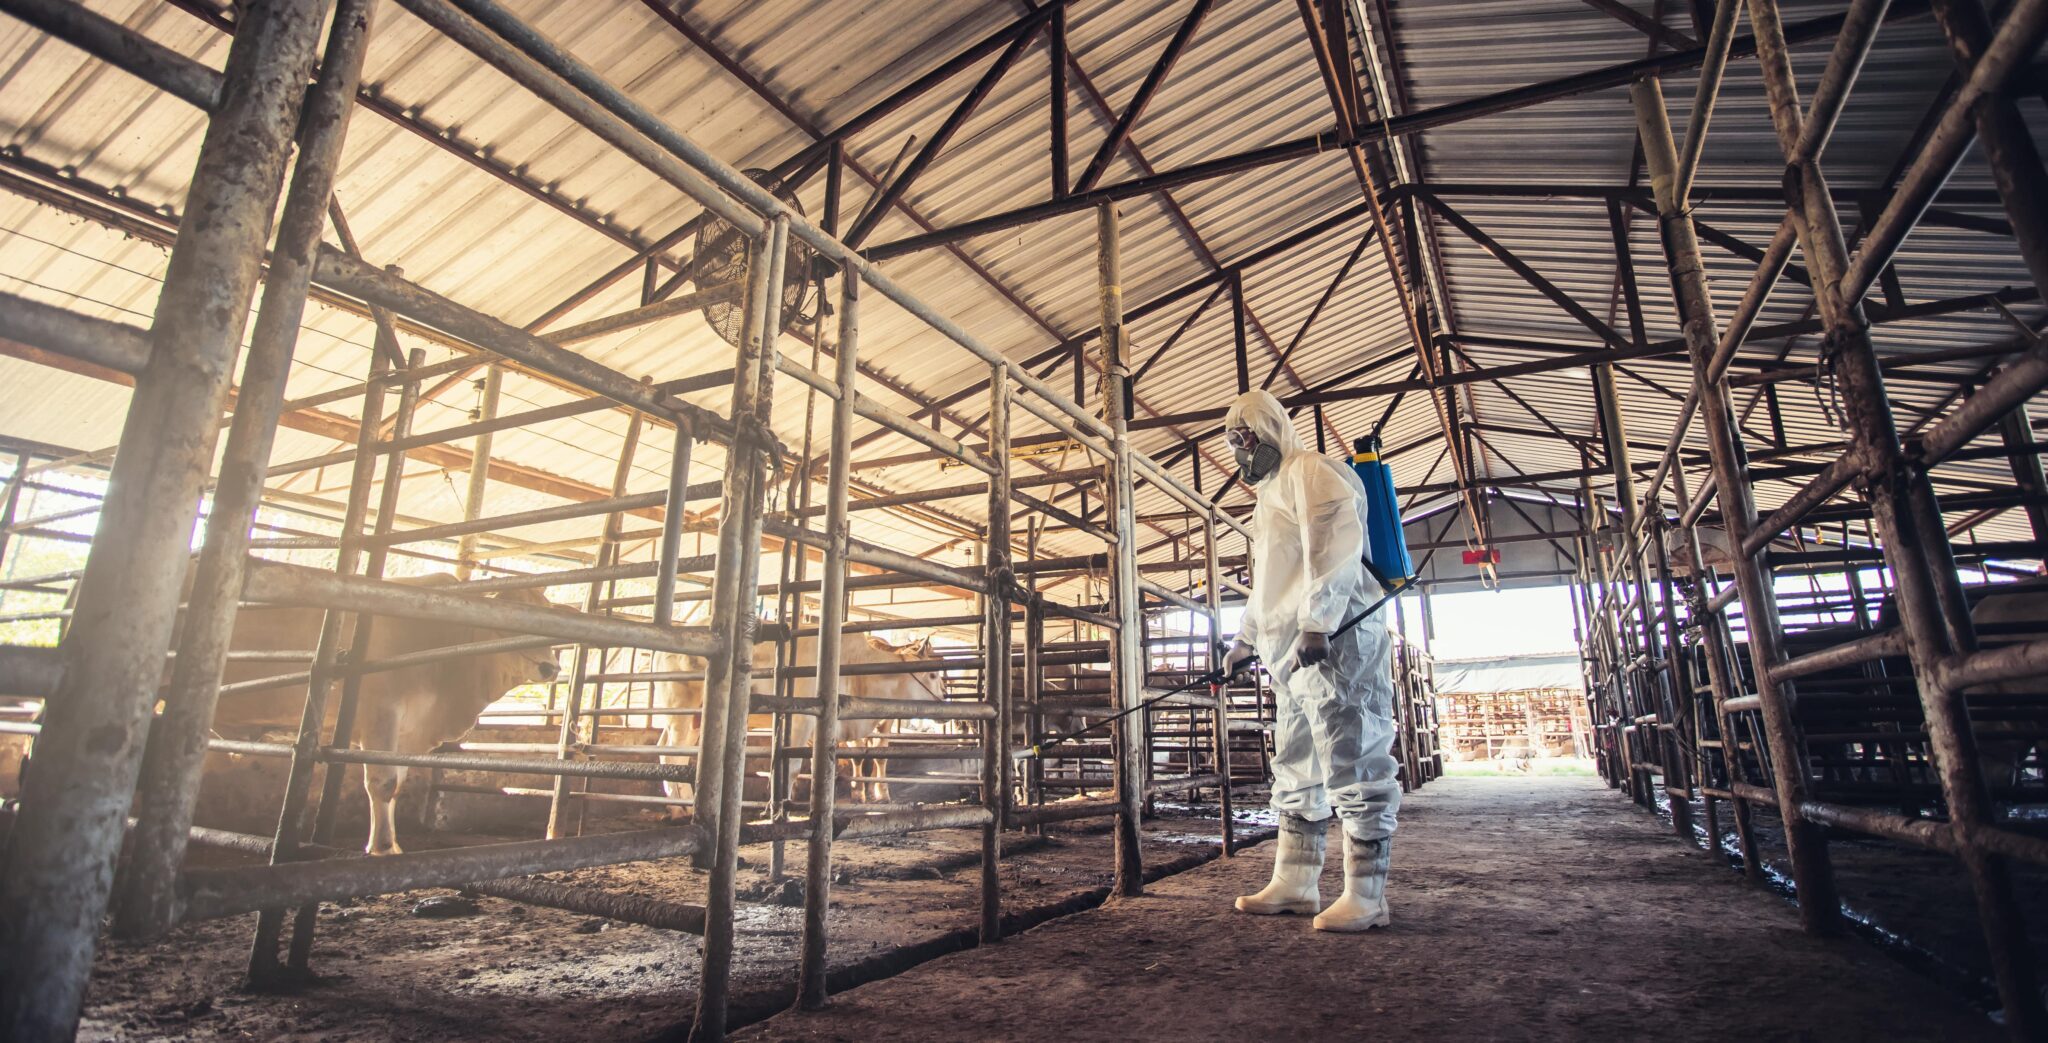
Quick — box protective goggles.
[1224,426,1259,451]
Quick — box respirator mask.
[1226,426,1282,485]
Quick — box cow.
[653,632,948,812]
[1662,525,1737,578]
[207,574,561,855]
[1965,586,2048,790]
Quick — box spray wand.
[1018,574,1414,760]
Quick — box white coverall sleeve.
[1293,460,1367,635]
[1236,580,1265,649]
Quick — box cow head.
[865,633,933,661]
[484,586,563,692]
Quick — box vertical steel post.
[1203,508,1235,855]
[980,362,1013,942]
[1098,202,1146,896]
[1640,68,1846,929]
[0,450,28,575]
[281,348,426,971]
[547,409,646,839]
[796,269,857,1011]
[654,420,697,627]
[1024,596,1046,819]
[1746,6,2041,1020]
[245,340,395,985]
[1996,403,2048,545]
[454,364,504,579]
[694,214,787,1042]
[0,3,329,1034]
[113,0,375,939]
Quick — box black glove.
[1222,640,1257,681]
[1293,631,1332,670]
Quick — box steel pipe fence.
[1572,10,2048,1036]
[0,2,1298,1038]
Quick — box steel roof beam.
[1418,190,1633,351]
[1073,0,1214,194]
[1582,0,1702,50]
[863,1,1935,260]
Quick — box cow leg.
[359,707,406,856]
[660,716,696,821]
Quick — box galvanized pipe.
[180,826,707,924]
[1099,203,1146,897]
[1841,0,2048,302]
[454,364,503,579]
[797,269,857,1010]
[311,248,728,437]
[119,0,376,941]
[1791,0,1892,166]
[1928,0,2048,300]
[653,421,696,628]
[1674,0,1741,199]
[0,290,153,374]
[1749,1,2043,1025]
[545,406,644,839]
[980,360,1014,943]
[0,0,220,109]
[317,745,695,783]
[241,561,719,656]
[0,3,328,1034]
[1634,70,1842,932]
[394,0,764,241]
[694,214,786,1042]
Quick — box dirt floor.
[741,777,2003,1042]
[75,804,1255,1041]
[1668,787,2048,1011]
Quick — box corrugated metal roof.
[0,0,2040,613]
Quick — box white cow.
[654,633,947,810]
[208,575,561,854]
[1966,587,2048,789]
[1663,525,1738,577]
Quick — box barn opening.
[0,0,2045,1040]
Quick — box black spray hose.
[1019,575,1415,760]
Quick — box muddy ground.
[75,803,1256,1041]
[1662,787,2048,1010]
[742,777,2003,1042]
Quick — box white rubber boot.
[1313,833,1391,932]
[1234,814,1324,915]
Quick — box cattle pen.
[0,0,2045,1041]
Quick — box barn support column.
[694,214,788,1043]
[0,2,330,1036]
[1672,461,1764,880]
[455,364,505,579]
[796,270,858,1010]
[1745,0,2046,1029]
[1099,202,1147,897]
[546,408,646,839]
[279,347,427,976]
[1995,403,2048,545]
[979,362,1014,941]
[1202,506,1236,855]
[1597,361,1693,835]
[113,0,375,942]
[1633,70,1842,935]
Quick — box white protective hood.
[1225,390,1379,660]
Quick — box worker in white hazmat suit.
[1221,389,1400,932]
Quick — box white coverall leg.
[1266,618,1401,843]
